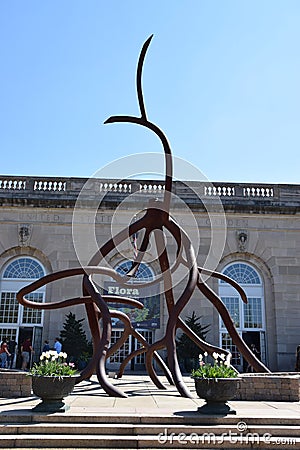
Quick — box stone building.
[0,175,299,372]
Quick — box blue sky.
[0,1,299,184]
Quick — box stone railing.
[99,182,132,194]
[203,184,274,198]
[0,175,299,210]
[33,179,66,192]
[0,178,27,190]
[0,176,67,193]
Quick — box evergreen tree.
[176,311,210,366]
[59,312,89,361]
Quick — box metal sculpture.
[17,35,270,399]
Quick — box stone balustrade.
[0,175,299,213]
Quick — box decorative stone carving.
[236,229,248,252]
[18,224,32,247]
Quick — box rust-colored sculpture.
[17,35,270,399]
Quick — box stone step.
[0,434,299,449]
[1,413,300,426]
[1,422,300,437]
[0,423,300,450]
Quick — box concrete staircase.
[0,414,300,449]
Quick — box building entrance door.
[17,327,33,369]
[219,262,267,372]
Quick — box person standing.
[7,338,17,369]
[54,337,62,354]
[247,343,261,372]
[42,340,50,352]
[0,338,11,368]
[21,338,33,370]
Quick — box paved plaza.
[1,374,300,419]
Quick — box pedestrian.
[21,338,33,370]
[54,337,62,353]
[247,343,260,372]
[7,338,17,369]
[295,345,300,371]
[0,338,11,368]
[42,340,50,352]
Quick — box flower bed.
[191,352,238,379]
[30,351,77,377]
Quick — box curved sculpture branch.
[16,35,271,399]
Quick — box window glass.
[107,260,160,329]
[0,328,17,342]
[220,297,240,327]
[116,261,153,280]
[244,297,262,328]
[0,258,45,331]
[22,293,43,324]
[0,292,19,323]
[109,331,130,363]
[221,332,241,366]
[3,258,44,279]
[220,263,260,284]
[135,330,153,364]
[219,262,265,369]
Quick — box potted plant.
[191,352,239,415]
[30,350,78,412]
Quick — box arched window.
[218,262,266,370]
[0,257,46,355]
[107,260,159,368]
[3,257,44,279]
[221,263,261,285]
[115,261,154,281]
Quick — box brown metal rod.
[83,275,127,397]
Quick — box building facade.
[0,175,299,372]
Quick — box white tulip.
[225,353,232,367]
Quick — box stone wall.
[1,368,300,401]
[236,372,300,401]
[0,369,32,398]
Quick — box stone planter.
[31,375,78,412]
[193,377,239,415]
